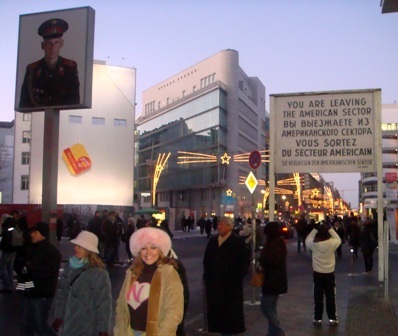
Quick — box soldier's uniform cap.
[38,18,69,39]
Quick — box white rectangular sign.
[271,89,380,173]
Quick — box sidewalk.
[178,229,398,336]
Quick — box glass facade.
[137,88,227,195]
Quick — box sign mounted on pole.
[271,89,380,174]
[249,150,262,170]
[245,171,258,194]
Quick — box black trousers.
[313,271,337,320]
[363,251,374,272]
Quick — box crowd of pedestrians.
[0,207,380,335]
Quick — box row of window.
[157,70,197,90]
[22,113,127,126]
[20,116,128,143]
[69,116,127,126]
[200,73,216,89]
[144,74,216,117]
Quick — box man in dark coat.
[19,18,80,108]
[203,216,249,334]
[101,211,117,268]
[20,222,62,335]
[360,217,377,273]
[295,214,308,253]
[87,210,104,256]
[259,221,288,336]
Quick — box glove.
[98,332,109,336]
[51,318,63,332]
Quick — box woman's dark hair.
[315,223,331,241]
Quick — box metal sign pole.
[251,185,257,304]
[42,108,60,245]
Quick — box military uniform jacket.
[19,56,80,108]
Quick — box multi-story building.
[0,121,14,203]
[360,103,398,244]
[136,50,268,228]
[13,61,136,217]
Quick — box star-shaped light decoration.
[220,152,231,164]
[226,189,233,196]
[310,188,320,199]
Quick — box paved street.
[1,228,398,335]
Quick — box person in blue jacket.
[52,231,112,336]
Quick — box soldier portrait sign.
[15,7,95,112]
[270,89,381,174]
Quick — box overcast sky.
[1,0,397,209]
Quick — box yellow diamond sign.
[245,171,258,194]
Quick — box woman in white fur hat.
[52,231,112,336]
[114,227,183,336]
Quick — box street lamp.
[281,195,286,213]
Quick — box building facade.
[0,121,14,203]
[136,50,268,227]
[360,103,398,244]
[13,61,136,209]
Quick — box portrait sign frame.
[15,6,95,112]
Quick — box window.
[21,175,29,190]
[114,119,127,127]
[22,131,31,143]
[145,101,155,115]
[69,115,82,124]
[22,113,31,121]
[21,152,30,165]
[158,192,169,202]
[92,117,105,125]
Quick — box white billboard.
[27,63,136,206]
[270,89,381,173]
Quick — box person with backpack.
[0,210,20,293]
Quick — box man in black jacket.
[20,222,61,335]
[0,210,19,293]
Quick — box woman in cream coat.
[114,227,183,336]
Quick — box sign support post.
[247,151,261,305]
[42,108,60,244]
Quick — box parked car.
[264,221,294,239]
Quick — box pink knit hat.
[129,227,171,257]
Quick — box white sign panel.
[271,89,380,173]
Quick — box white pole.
[269,96,276,221]
[374,90,387,298]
